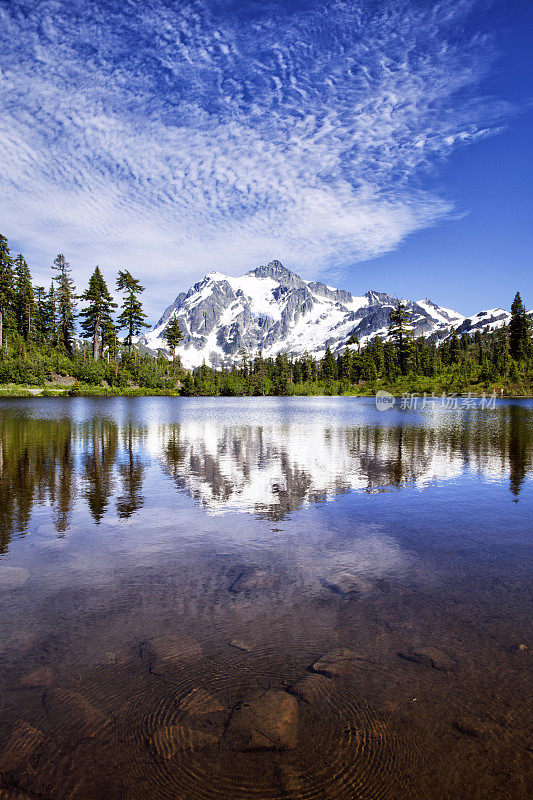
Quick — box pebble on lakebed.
[398,646,455,671]
[229,567,277,594]
[229,638,253,652]
[311,648,366,678]
[453,719,493,737]
[288,673,330,703]
[225,690,298,751]
[18,666,54,689]
[0,567,29,592]
[321,572,373,598]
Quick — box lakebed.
[0,397,531,799]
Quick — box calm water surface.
[0,397,531,800]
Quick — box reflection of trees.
[0,404,531,553]
[507,406,531,499]
[81,419,118,523]
[54,437,76,533]
[0,414,76,552]
[116,422,145,518]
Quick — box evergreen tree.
[163,316,183,367]
[52,254,77,355]
[509,291,531,362]
[320,346,336,380]
[79,267,117,361]
[42,283,58,346]
[0,234,15,352]
[388,301,414,375]
[448,329,461,364]
[33,286,47,344]
[102,317,120,364]
[474,330,484,364]
[116,270,149,355]
[14,254,34,340]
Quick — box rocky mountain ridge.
[141,260,516,369]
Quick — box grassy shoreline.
[1,382,532,399]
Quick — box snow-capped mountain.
[140,260,513,368]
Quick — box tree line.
[0,231,531,395]
[179,295,531,396]
[0,233,151,358]
[0,232,184,389]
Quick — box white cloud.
[0,0,509,318]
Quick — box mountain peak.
[248,260,305,288]
[139,263,512,370]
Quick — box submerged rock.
[229,638,253,652]
[0,568,29,592]
[145,635,202,671]
[149,724,218,758]
[398,646,455,671]
[177,687,224,715]
[229,568,276,594]
[0,722,43,772]
[43,688,109,739]
[18,666,54,689]
[453,718,492,737]
[311,649,365,678]
[225,690,298,751]
[322,572,372,598]
[287,674,329,704]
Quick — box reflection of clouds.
[157,419,524,519]
[293,526,413,592]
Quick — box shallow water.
[0,397,531,799]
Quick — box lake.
[0,397,531,799]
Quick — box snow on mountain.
[140,260,515,368]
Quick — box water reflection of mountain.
[160,406,532,518]
[0,404,531,550]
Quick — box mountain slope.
[141,260,512,368]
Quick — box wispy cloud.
[0,0,509,317]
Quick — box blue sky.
[0,0,531,321]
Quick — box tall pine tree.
[163,316,183,357]
[52,254,77,355]
[509,291,531,362]
[0,234,15,352]
[388,301,413,375]
[33,286,47,344]
[14,254,34,340]
[80,267,117,361]
[116,270,148,355]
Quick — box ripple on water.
[107,649,423,800]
